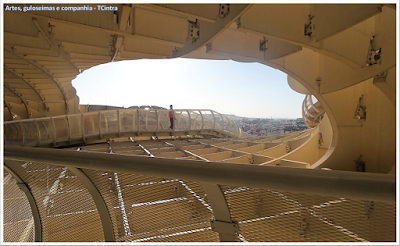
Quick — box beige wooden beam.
[4,67,48,111]
[3,85,30,118]
[173,4,251,57]
[132,4,217,23]
[118,5,132,31]
[14,11,185,48]
[32,18,81,73]
[257,143,287,158]
[110,35,124,62]
[237,143,266,154]
[201,151,233,162]
[4,100,14,120]
[4,48,69,113]
[154,151,185,158]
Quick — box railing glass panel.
[99,112,108,135]
[69,115,83,140]
[189,111,202,130]
[138,110,148,131]
[120,109,136,132]
[83,113,100,136]
[201,111,214,130]
[37,118,54,144]
[145,110,158,132]
[157,110,170,131]
[21,121,38,146]
[52,116,69,142]
[175,110,189,131]
[104,111,118,133]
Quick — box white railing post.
[19,122,25,146]
[226,117,231,136]
[41,121,49,141]
[33,120,41,146]
[99,112,102,139]
[211,111,216,131]
[105,113,109,133]
[220,113,225,135]
[117,110,121,137]
[187,110,191,132]
[155,110,159,136]
[174,110,178,130]
[137,109,140,136]
[199,111,204,131]
[145,110,148,131]
[51,118,56,146]
[228,118,233,137]
[67,116,71,144]
[90,113,95,135]
[81,113,85,142]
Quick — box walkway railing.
[3,145,396,242]
[3,109,247,147]
[302,95,325,128]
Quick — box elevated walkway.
[3,111,396,243]
[302,95,325,128]
[4,109,248,147]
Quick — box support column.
[3,163,42,242]
[68,167,115,242]
[165,141,238,242]
[201,183,238,242]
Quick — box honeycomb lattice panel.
[221,186,396,242]
[3,138,396,242]
[82,168,219,242]
[4,160,105,242]
[3,172,34,242]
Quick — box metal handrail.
[4,145,396,203]
[4,109,246,147]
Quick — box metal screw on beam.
[304,15,315,36]
[188,21,200,40]
[366,47,382,66]
[260,38,268,51]
[219,4,230,18]
[211,220,239,241]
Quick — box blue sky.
[72,58,306,119]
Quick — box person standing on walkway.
[169,105,175,130]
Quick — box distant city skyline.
[72,58,306,119]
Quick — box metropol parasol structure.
[2,3,397,242]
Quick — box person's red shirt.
[169,111,174,119]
